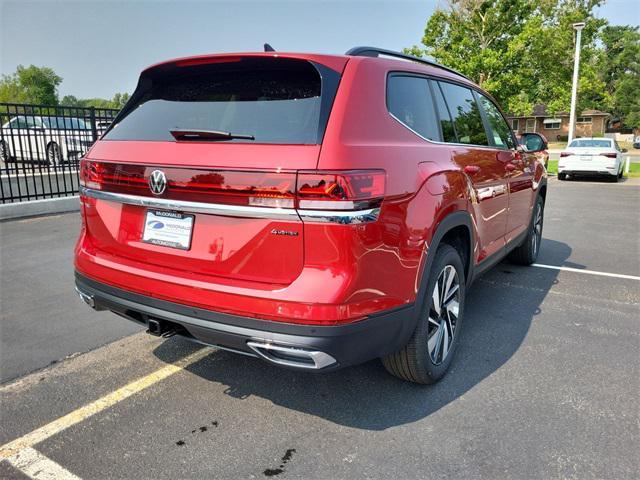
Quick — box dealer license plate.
[142,210,194,250]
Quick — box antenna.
[264,43,275,52]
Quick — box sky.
[1,0,638,100]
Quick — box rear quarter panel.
[315,58,474,309]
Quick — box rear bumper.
[559,169,617,176]
[75,272,417,371]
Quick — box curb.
[0,196,79,221]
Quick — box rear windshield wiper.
[170,129,255,141]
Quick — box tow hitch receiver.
[147,319,163,336]
[146,318,176,337]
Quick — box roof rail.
[345,46,471,81]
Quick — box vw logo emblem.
[149,170,167,195]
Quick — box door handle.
[505,163,516,171]
[464,165,481,174]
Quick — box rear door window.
[105,58,330,144]
[387,74,440,141]
[431,82,457,143]
[438,81,489,146]
[477,94,515,149]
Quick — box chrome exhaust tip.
[246,341,337,370]
[74,286,95,309]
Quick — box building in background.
[508,105,610,141]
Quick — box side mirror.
[519,133,547,153]
[621,148,628,153]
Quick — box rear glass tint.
[569,139,612,148]
[387,75,440,141]
[105,58,327,144]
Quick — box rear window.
[569,139,612,148]
[45,117,89,130]
[105,58,330,144]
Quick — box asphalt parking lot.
[1,176,639,479]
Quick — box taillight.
[560,152,571,158]
[296,170,386,210]
[80,161,386,213]
[603,153,617,159]
[80,160,296,207]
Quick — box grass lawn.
[547,160,640,177]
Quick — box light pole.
[568,21,585,144]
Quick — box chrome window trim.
[80,187,379,223]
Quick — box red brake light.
[560,152,571,158]
[174,56,243,67]
[603,153,617,158]
[296,170,386,210]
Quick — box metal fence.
[0,103,120,203]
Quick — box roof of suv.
[143,48,472,85]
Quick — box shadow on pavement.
[153,239,571,431]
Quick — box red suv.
[75,47,547,383]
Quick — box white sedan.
[0,115,95,166]
[558,138,627,182]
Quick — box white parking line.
[532,263,640,281]
[5,447,81,480]
[0,347,212,461]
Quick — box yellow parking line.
[6,447,82,480]
[0,347,212,460]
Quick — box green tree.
[0,65,62,105]
[111,92,130,109]
[60,94,82,106]
[59,92,129,109]
[406,0,607,115]
[599,25,640,128]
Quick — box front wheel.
[382,244,465,384]
[509,195,544,265]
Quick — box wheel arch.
[414,210,474,319]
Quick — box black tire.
[609,174,619,183]
[47,142,62,166]
[508,195,544,265]
[0,140,9,162]
[558,172,567,181]
[382,244,466,384]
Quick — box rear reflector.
[80,160,386,213]
[560,152,571,157]
[603,153,617,158]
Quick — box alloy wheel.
[427,264,460,365]
[531,204,543,256]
